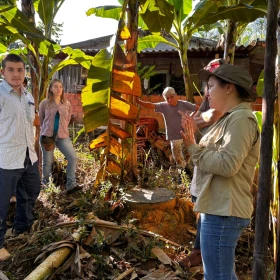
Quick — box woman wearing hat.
[181,64,260,279]
[39,79,82,194]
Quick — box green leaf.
[86,6,122,21]
[166,0,192,22]
[253,111,262,133]
[61,47,93,69]
[82,48,114,132]
[139,0,174,32]
[0,6,58,56]
[199,4,267,26]
[0,42,7,53]
[197,22,224,33]
[137,34,177,53]
[33,0,54,28]
[184,0,219,32]
[256,69,264,97]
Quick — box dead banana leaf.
[34,241,76,264]
[110,95,139,121]
[107,160,122,175]
[89,132,108,150]
[114,42,130,66]
[141,264,181,279]
[109,122,132,139]
[108,137,123,157]
[94,164,106,185]
[95,226,121,245]
[83,227,98,246]
[111,69,141,96]
[151,246,172,265]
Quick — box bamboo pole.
[24,227,85,280]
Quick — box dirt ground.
[0,146,275,279]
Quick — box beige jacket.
[188,103,260,218]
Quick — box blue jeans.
[192,195,200,250]
[200,214,250,280]
[0,152,40,249]
[40,137,78,191]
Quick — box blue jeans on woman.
[40,137,78,191]
[200,214,250,280]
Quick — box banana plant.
[89,0,266,102]
[82,0,142,186]
[0,1,94,101]
[0,1,94,156]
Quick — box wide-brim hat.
[198,64,256,102]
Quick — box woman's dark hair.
[214,76,251,101]
[47,79,66,103]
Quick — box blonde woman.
[39,79,82,194]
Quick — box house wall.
[66,93,84,124]
[66,92,263,131]
[64,45,264,128]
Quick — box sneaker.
[9,195,17,204]
[66,185,83,194]
[0,248,11,261]
[178,249,202,268]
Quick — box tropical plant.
[238,17,267,46]
[0,1,94,155]
[37,21,64,44]
[82,0,142,186]
[89,0,266,102]
[0,1,94,103]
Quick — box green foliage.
[37,21,63,44]
[86,5,122,20]
[139,0,174,33]
[198,3,266,26]
[82,47,113,133]
[238,17,267,45]
[256,70,264,97]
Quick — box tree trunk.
[274,10,280,280]
[223,19,236,64]
[178,36,192,102]
[253,0,277,279]
[122,0,139,180]
[21,0,41,158]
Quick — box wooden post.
[252,0,278,279]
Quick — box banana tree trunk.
[252,0,277,279]
[223,19,236,64]
[122,0,139,180]
[182,64,192,102]
[21,0,41,158]
[179,37,192,102]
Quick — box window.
[149,70,170,94]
